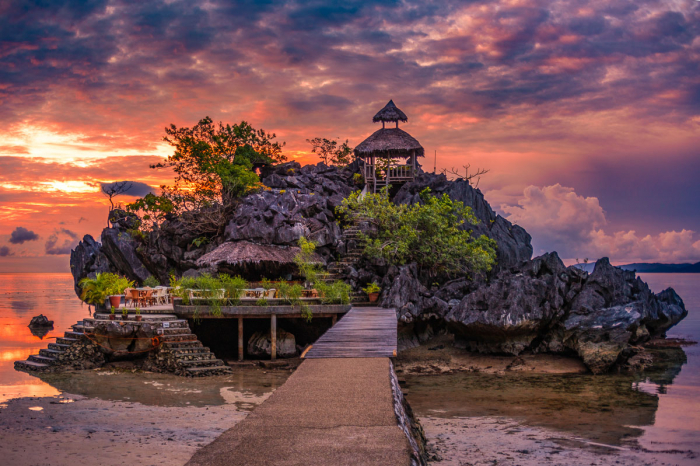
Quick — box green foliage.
[352,173,364,186]
[126,193,175,231]
[122,307,128,316]
[315,280,351,305]
[294,237,322,284]
[260,277,273,290]
[170,273,247,316]
[338,187,497,278]
[110,306,116,314]
[79,273,134,305]
[306,137,353,166]
[255,297,268,307]
[191,236,209,248]
[143,275,160,287]
[134,307,141,315]
[362,282,381,294]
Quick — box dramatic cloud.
[45,229,80,255]
[0,246,12,257]
[9,226,39,244]
[503,185,700,263]
[0,0,698,270]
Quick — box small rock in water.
[28,314,53,327]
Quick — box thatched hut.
[196,241,324,280]
[355,100,424,193]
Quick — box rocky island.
[69,157,686,374]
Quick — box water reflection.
[28,325,53,339]
[404,346,688,446]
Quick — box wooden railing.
[387,164,413,180]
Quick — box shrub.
[362,282,381,294]
[143,275,160,287]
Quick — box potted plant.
[134,307,142,322]
[109,306,116,321]
[121,307,129,321]
[109,275,134,307]
[362,282,381,303]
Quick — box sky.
[1,0,699,273]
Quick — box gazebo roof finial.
[372,100,408,123]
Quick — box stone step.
[177,358,225,367]
[64,331,85,339]
[172,347,212,356]
[175,353,217,363]
[159,334,199,343]
[161,328,192,336]
[161,340,203,349]
[57,337,78,345]
[28,354,58,365]
[15,360,50,371]
[39,348,64,358]
[185,365,232,376]
[71,325,85,334]
[48,343,71,351]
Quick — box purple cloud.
[9,226,39,244]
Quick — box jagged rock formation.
[68,161,688,373]
[384,253,687,373]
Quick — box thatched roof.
[196,241,323,268]
[354,128,425,158]
[373,100,408,123]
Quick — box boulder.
[28,314,54,327]
[247,329,297,358]
[445,252,569,355]
[108,209,140,230]
[100,228,151,283]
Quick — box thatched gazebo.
[354,100,424,193]
[196,241,324,280]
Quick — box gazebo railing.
[387,164,413,180]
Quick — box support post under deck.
[271,314,277,361]
[238,317,244,361]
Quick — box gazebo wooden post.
[270,314,277,361]
[238,316,244,361]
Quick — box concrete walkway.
[186,357,411,466]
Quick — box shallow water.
[404,273,700,464]
[0,273,288,408]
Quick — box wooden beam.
[331,314,337,326]
[271,314,277,361]
[238,316,244,361]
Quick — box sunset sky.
[1,0,699,272]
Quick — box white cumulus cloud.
[502,184,700,264]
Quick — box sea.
[0,273,698,464]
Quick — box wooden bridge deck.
[304,306,397,359]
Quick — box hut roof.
[354,128,425,158]
[373,100,408,123]
[196,241,323,268]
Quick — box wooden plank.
[305,306,397,359]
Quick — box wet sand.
[0,367,290,466]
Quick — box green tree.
[337,188,497,278]
[307,137,353,166]
[128,117,286,234]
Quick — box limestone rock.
[100,228,151,283]
[247,329,297,358]
[69,234,113,297]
